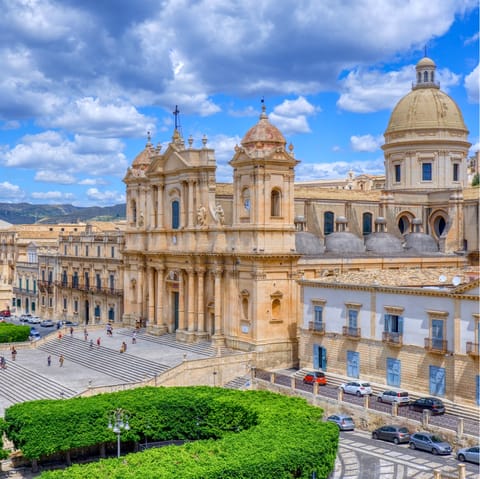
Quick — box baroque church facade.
[122,56,478,370]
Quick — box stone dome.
[404,232,439,253]
[365,232,404,254]
[295,231,325,255]
[241,104,286,151]
[132,138,155,170]
[325,232,365,254]
[384,57,468,136]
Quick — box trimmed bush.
[0,323,30,343]
[5,387,338,478]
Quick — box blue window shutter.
[398,317,403,334]
[172,200,180,229]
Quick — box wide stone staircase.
[117,330,236,357]
[0,362,78,403]
[38,336,171,383]
[223,375,252,390]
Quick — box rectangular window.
[85,245,89,257]
[347,309,358,336]
[109,274,115,291]
[384,314,403,334]
[74,300,78,313]
[346,350,359,378]
[19,278,22,290]
[41,296,45,306]
[453,163,459,182]
[314,306,323,325]
[394,164,401,182]
[33,280,36,294]
[63,298,67,310]
[386,358,401,387]
[74,245,78,256]
[429,365,445,396]
[26,279,30,292]
[41,270,45,281]
[422,162,432,181]
[64,245,67,255]
[96,273,101,290]
[49,297,52,308]
[111,246,115,258]
[431,319,444,350]
[97,246,101,257]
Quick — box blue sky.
[0,0,478,207]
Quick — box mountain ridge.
[0,202,126,225]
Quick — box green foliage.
[472,172,480,187]
[0,322,30,343]
[5,387,338,478]
[0,417,9,460]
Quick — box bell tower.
[229,103,299,254]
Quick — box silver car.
[457,446,479,464]
[409,432,452,455]
[377,390,410,405]
[326,414,355,431]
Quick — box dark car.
[303,371,327,385]
[409,432,452,455]
[409,397,445,415]
[372,425,411,444]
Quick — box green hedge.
[0,322,30,343]
[5,387,338,478]
[0,418,8,460]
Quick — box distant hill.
[0,203,126,225]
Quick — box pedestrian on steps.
[59,354,64,367]
[11,346,17,361]
[47,355,51,366]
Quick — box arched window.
[417,72,421,83]
[433,216,446,237]
[272,299,281,321]
[72,272,79,288]
[131,200,137,224]
[430,71,434,82]
[423,71,428,82]
[362,213,373,235]
[271,189,281,217]
[397,215,410,234]
[94,305,100,318]
[108,307,115,321]
[242,298,249,320]
[324,211,334,235]
[172,200,180,229]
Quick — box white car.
[28,316,41,324]
[340,381,373,396]
[377,390,410,405]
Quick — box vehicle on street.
[339,381,372,396]
[19,314,32,323]
[409,432,452,455]
[0,309,11,318]
[40,319,54,327]
[372,425,411,444]
[58,320,79,327]
[302,371,327,385]
[408,397,445,415]
[29,327,41,340]
[377,390,410,405]
[326,414,355,431]
[28,316,41,324]
[457,446,479,464]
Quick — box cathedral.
[122,56,478,370]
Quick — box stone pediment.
[147,146,192,175]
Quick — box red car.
[0,310,11,318]
[303,371,327,385]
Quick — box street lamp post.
[108,408,130,458]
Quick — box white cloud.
[78,178,107,186]
[35,170,75,184]
[269,97,317,135]
[464,64,479,103]
[350,134,384,152]
[0,181,25,201]
[31,191,75,201]
[86,188,126,205]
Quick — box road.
[334,430,479,479]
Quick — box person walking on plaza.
[96,337,101,348]
[59,354,64,367]
[11,346,17,361]
[89,339,94,350]
[70,326,74,336]
[47,355,51,366]
[132,331,137,344]
[0,356,6,369]
[84,328,88,341]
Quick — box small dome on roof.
[132,136,155,170]
[404,232,439,253]
[325,232,365,254]
[241,104,286,151]
[295,231,325,255]
[416,56,436,68]
[365,232,404,254]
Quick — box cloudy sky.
[0,0,478,206]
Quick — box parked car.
[326,414,355,431]
[408,397,445,415]
[0,309,11,318]
[377,390,410,405]
[457,446,479,464]
[19,314,32,323]
[58,320,79,327]
[303,371,327,385]
[29,327,41,340]
[40,319,54,327]
[28,316,41,324]
[339,381,372,396]
[409,432,452,455]
[372,425,411,444]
